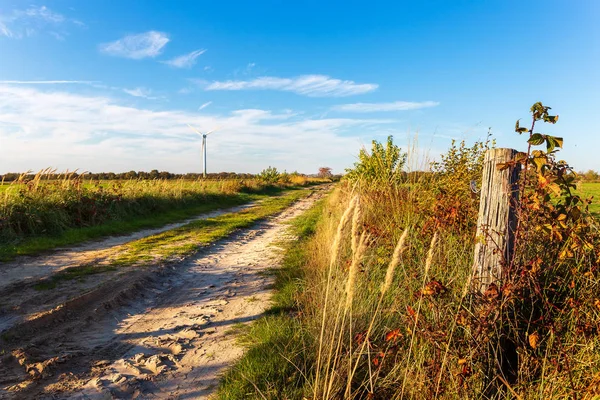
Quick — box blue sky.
[0,1,598,174]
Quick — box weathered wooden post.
[472,148,521,293]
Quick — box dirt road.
[0,203,255,295]
[0,187,328,399]
[0,203,257,337]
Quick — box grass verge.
[214,195,326,399]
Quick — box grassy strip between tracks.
[0,189,284,262]
[34,188,313,290]
[215,194,326,400]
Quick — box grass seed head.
[329,195,358,269]
[351,197,362,255]
[382,228,409,295]
[424,231,438,276]
[346,231,369,310]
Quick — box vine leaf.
[546,136,564,152]
[528,133,546,146]
[515,119,529,134]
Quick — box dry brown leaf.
[528,332,540,350]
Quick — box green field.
[577,182,600,216]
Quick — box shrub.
[426,135,493,233]
[344,135,407,188]
[258,166,280,184]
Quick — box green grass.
[215,196,326,400]
[0,192,268,262]
[578,182,600,216]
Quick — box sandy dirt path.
[0,187,328,399]
[0,203,255,294]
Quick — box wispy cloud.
[0,20,11,37]
[204,75,378,97]
[332,101,440,112]
[162,49,206,68]
[21,6,65,23]
[0,80,96,85]
[198,101,212,111]
[178,87,193,94]
[99,31,170,59]
[233,62,256,77]
[0,84,394,174]
[0,5,79,39]
[123,87,160,100]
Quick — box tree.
[582,169,599,182]
[258,166,280,184]
[345,135,407,187]
[318,167,333,178]
[125,170,137,180]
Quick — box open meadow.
[0,172,325,260]
[578,182,600,216]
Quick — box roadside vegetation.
[0,169,328,261]
[219,103,600,399]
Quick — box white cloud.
[123,87,159,100]
[0,22,12,37]
[198,101,212,111]
[99,31,170,59]
[0,6,78,39]
[0,80,96,85]
[0,84,394,174]
[162,49,206,68]
[21,6,65,23]
[333,101,440,112]
[204,75,378,97]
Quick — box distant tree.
[0,173,20,182]
[582,169,599,182]
[125,170,137,180]
[258,166,280,184]
[318,167,333,178]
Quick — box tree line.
[0,168,340,182]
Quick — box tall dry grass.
[0,169,314,243]
[298,135,600,399]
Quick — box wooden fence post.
[472,148,521,293]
